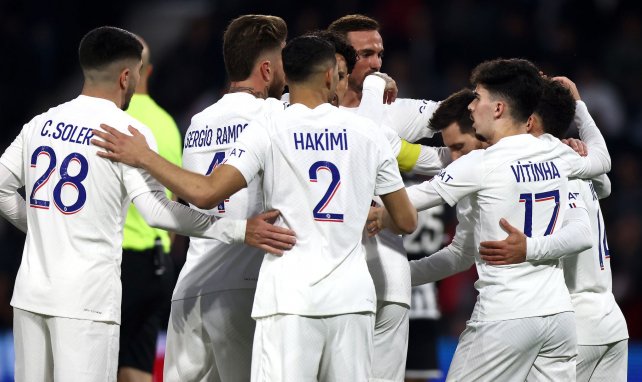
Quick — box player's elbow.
[192,194,218,210]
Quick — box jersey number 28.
[29,145,88,215]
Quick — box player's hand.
[245,210,296,256]
[372,72,398,104]
[551,76,581,101]
[479,218,527,265]
[366,206,385,237]
[92,124,153,168]
[562,138,588,156]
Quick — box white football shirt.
[173,93,285,300]
[226,103,404,317]
[409,133,610,321]
[0,95,163,323]
[347,76,445,305]
[562,179,629,345]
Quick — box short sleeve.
[430,150,484,206]
[224,118,271,185]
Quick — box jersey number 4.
[519,189,560,237]
[309,161,343,222]
[29,145,88,215]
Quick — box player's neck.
[340,88,361,108]
[289,85,328,109]
[490,120,528,145]
[81,85,121,108]
[228,79,268,99]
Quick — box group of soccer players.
[0,10,628,382]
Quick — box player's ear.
[119,68,130,90]
[260,60,272,83]
[494,101,505,119]
[324,67,333,90]
[526,115,535,133]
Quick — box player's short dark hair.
[305,30,357,74]
[535,79,576,139]
[283,35,336,84]
[470,58,543,123]
[223,15,287,81]
[429,89,476,135]
[328,14,380,38]
[78,26,142,71]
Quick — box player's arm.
[0,164,27,233]
[554,76,611,177]
[410,209,475,286]
[591,174,611,199]
[368,181,445,235]
[478,208,592,265]
[378,188,417,234]
[133,191,295,255]
[93,124,244,209]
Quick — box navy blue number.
[29,146,57,209]
[309,161,343,222]
[53,153,89,214]
[206,151,229,213]
[519,189,560,237]
[30,146,89,214]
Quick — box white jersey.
[562,179,628,345]
[424,134,603,321]
[0,95,163,323]
[226,103,404,318]
[348,76,445,305]
[172,93,285,300]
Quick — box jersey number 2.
[309,161,343,222]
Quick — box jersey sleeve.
[574,101,611,175]
[430,150,484,206]
[384,98,440,142]
[0,123,28,183]
[224,118,271,185]
[409,206,476,285]
[358,74,387,123]
[0,164,27,232]
[410,145,452,176]
[372,128,405,196]
[119,124,165,200]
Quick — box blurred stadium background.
[0,0,641,380]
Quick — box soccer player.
[0,26,294,381]
[118,34,183,382]
[370,58,611,381]
[162,15,288,382]
[329,14,449,380]
[479,77,629,381]
[93,35,417,381]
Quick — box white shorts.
[576,339,628,382]
[251,313,374,382]
[371,301,409,382]
[447,312,576,382]
[164,289,255,382]
[13,307,119,382]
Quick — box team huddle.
[0,11,628,382]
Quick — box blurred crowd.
[1,0,641,338]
